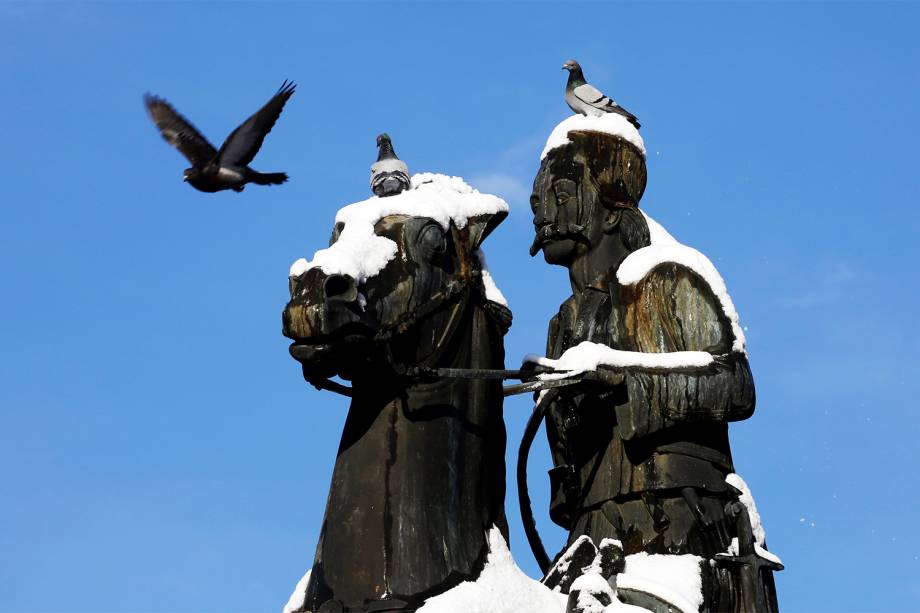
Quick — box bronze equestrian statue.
[527,125,781,612]
[282,180,511,613]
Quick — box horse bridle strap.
[372,278,472,342]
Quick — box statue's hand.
[519,360,540,382]
[593,365,625,387]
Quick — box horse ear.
[465,210,508,251]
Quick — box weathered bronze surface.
[530,131,779,612]
[283,211,510,612]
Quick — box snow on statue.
[520,112,781,612]
[279,112,781,613]
[282,174,514,612]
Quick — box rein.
[305,263,591,397]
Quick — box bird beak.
[183,176,189,182]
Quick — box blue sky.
[1,2,918,612]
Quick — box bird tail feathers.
[611,106,641,130]
[250,172,288,186]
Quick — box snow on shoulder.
[541,113,646,160]
[618,212,746,353]
[523,212,746,373]
[288,173,508,293]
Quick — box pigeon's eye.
[418,224,447,256]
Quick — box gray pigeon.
[562,60,640,129]
[370,133,410,197]
[144,80,295,193]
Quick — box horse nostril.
[323,274,358,304]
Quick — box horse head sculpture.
[283,174,511,613]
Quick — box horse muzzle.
[283,268,379,377]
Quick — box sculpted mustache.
[528,223,588,256]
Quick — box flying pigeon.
[562,60,640,129]
[370,133,410,197]
[144,80,295,193]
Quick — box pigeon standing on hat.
[562,60,641,129]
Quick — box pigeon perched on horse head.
[144,80,295,193]
[562,60,640,129]
[370,133,410,197]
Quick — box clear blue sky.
[1,2,918,612]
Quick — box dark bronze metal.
[527,129,780,611]
[517,389,556,574]
[283,211,511,612]
[715,495,783,613]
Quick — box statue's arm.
[615,264,755,440]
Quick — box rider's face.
[530,153,604,266]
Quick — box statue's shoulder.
[621,261,736,353]
[554,294,577,322]
[642,261,715,293]
[616,237,738,318]
[619,253,721,310]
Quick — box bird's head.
[183,168,199,182]
[375,133,397,162]
[562,59,581,72]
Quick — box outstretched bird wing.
[573,83,617,109]
[217,80,295,167]
[144,94,218,166]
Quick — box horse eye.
[419,225,447,255]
